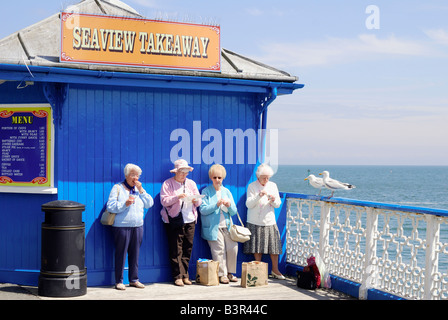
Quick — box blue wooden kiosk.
[0,0,303,286]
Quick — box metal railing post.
[424,215,440,300]
[360,207,378,299]
[319,202,331,263]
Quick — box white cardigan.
[245,180,281,226]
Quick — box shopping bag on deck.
[306,256,321,288]
[196,259,219,286]
[241,261,268,288]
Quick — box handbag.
[101,185,120,226]
[166,182,185,227]
[229,211,251,243]
[100,209,115,225]
[167,208,184,227]
[296,270,317,290]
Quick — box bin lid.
[42,200,86,211]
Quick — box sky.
[1,0,447,165]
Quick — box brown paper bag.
[241,261,269,288]
[196,260,219,286]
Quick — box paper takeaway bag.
[196,260,219,286]
[241,261,268,288]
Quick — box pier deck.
[1,277,353,301]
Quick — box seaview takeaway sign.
[60,12,221,72]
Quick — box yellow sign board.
[60,12,221,72]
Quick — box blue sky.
[1,0,447,165]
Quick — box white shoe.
[271,272,286,280]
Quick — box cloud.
[246,8,264,16]
[271,112,448,165]
[245,7,287,17]
[256,34,439,68]
[425,29,448,45]
[267,86,448,165]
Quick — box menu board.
[0,105,52,188]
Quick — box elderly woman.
[160,159,202,286]
[106,163,154,290]
[200,164,238,284]
[244,163,285,279]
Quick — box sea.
[270,165,448,210]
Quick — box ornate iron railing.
[284,193,448,300]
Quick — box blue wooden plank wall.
[0,81,271,286]
[57,84,261,285]
[0,82,57,285]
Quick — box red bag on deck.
[304,256,321,288]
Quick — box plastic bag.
[313,251,331,288]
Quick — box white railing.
[284,193,448,300]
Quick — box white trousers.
[207,227,238,276]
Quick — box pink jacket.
[160,177,202,223]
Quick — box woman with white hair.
[200,164,238,284]
[244,163,285,279]
[106,163,154,290]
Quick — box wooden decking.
[24,277,353,301]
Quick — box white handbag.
[229,211,251,243]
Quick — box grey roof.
[0,0,298,83]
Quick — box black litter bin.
[38,200,87,297]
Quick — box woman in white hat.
[160,159,202,286]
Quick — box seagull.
[304,174,325,195]
[319,171,356,197]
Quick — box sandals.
[219,276,229,284]
[228,274,238,282]
[220,274,238,284]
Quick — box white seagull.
[304,174,325,195]
[319,171,356,197]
